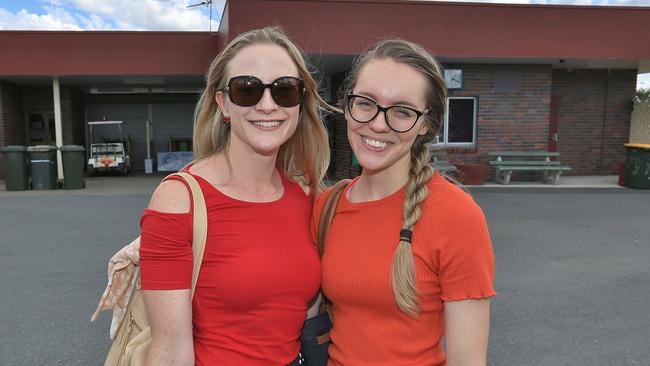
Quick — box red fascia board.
[225,0,650,60]
[0,31,223,76]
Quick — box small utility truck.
[87,121,132,176]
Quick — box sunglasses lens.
[229,77,263,107]
[271,77,303,107]
[227,76,304,107]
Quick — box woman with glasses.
[314,40,496,365]
[139,27,330,366]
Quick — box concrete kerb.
[0,172,167,197]
[0,174,627,198]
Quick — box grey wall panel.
[85,98,196,171]
[151,103,195,161]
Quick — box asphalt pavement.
[0,175,649,365]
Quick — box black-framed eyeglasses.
[223,75,305,108]
[346,94,429,133]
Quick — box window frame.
[434,96,478,147]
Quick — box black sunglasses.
[223,75,305,108]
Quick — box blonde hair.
[193,26,331,194]
[341,39,448,317]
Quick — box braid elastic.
[391,144,434,317]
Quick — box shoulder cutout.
[148,179,191,214]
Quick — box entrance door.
[548,96,560,153]
[27,111,55,145]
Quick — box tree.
[636,88,650,103]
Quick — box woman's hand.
[444,298,491,366]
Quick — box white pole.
[144,103,153,174]
[53,77,64,181]
[147,104,152,159]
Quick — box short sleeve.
[438,196,496,302]
[139,209,193,290]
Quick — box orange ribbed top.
[313,174,496,366]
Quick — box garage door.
[86,96,196,171]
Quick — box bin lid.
[60,145,86,152]
[27,145,58,152]
[0,145,27,152]
[624,143,650,150]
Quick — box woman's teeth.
[253,121,281,128]
[363,136,389,149]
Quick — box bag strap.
[317,179,351,258]
[167,172,208,299]
[314,179,351,315]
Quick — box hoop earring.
[223,116,231,124]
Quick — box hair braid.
[342,38,447,316]
[391,143,434,317]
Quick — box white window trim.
[434,96,478,147]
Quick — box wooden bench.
[429,150,457,173]
[488,151,571,185]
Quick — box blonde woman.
[139,27,330,366]
[315,40,496,366]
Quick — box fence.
[630,100,650,143]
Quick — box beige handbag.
[92,172,208,366]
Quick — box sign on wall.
[157,151,194,171]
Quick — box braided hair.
[341,39,447,316]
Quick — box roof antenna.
[187,0,213,32]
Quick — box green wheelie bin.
[27,145,58,190]
[60,145,86,189]
[0,145,29,191]
[624,143,650,189]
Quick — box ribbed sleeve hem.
[441,290,497,302]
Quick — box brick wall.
[61,86,85,145]
[446,64,552,175]
[22,86,54,112]
[0,81,26,179]
[329,70,362,180]
[1,83,86,179]
[552,69,636,175]
[327,64,636,180]
[327,64,554,180]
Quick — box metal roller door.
[86,96,196,171]
[151,103,196,157]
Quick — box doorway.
[26,111,55,145]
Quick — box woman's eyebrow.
[354,91,419,108]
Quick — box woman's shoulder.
[423,173,484,216]
[148,175,192,214]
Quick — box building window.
[435,97,477,147]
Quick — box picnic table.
[488,151,571,185]
[429,150,457,174]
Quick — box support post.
[53,78,64,181]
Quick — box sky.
[0,0,648,88]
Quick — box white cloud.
[0,0,223,31]
[0,7,83,30]
[638,73,650,91]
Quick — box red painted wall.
[0,31,223,76]
[225,0,650,59]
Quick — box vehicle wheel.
[88,167,96,177]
